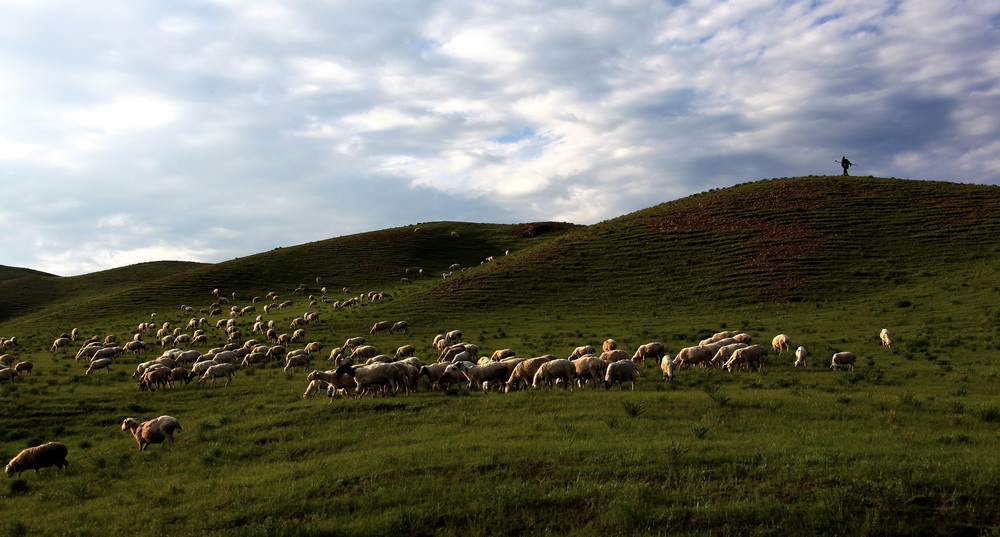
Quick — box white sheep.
[605,360,639,390]
[600,349,630,362]
[307,369,357,397]
[573,356,609,389]
[121,416,182,451]
[771,334,791,353]
[660,356,676,381]
[532,359,576,390]
[602,339,618,352]
[338,363,400,399]
[490,348,517,361]
[724,345,769,372]
[417,363,465,391]
[880,329,893,347]
[830,352,857,371]
[394,345,416,359]
[13,361,32,376]
[5,442,69,477]
[711,343,748,368]
[190,359,219,376]
[85,358,113,375]
[568,345,595,360]
[198,363,235,387]
[389,321,409,334]
[794,346,808,367]
[673,344,721,369]
[631,342,665,364]
[51,337,71,352]
[0,368,18,384]
[284,353,311,372]
[450,361,510,394]
[369,321,392,335]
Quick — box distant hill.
[1,176,999,332]
[0,264,56,281]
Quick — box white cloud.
[0,0,997,275]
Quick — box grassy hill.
[3,176,1000,536]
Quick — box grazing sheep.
[86,358,113,375]
[0,354,14,367]
[660,356,675,381]
[631,343,666,364]
[337,363,400,399]
[830,352,857,371]
[673,345,720,369]
[283,353,311,372]
[794,346,808,367]
[13,361,32,376]
[772,334,792,353]
[170,367,192,385]
[568,345,595,360]
[880,329,893,347]
[138,368,171,391]
[351,345,378,360]
[51,337,72,352]
[444,330,463,344]
[605,360,639,390]
[343,336,365,349]
[5,442,69,477]
[241,352,268,367]
[307,369,357,397]
[451,361,510,394]
[394,345,416,359]
[190,360,219,376]
[504,357,553,392]
[417,362,465,391]
[573,356,610,389]
[724,345,768,372]
[369,321,392,335]
[400,277,411,284]
[490,348,516,361]
[733,333,752,344]
[390,362,421,394]
[711,343,748,368]
[532,359,576,390]
[599,349,630,362]
[0,368,18,384]
[198,363,236,387]
[602,339,618,352]
[389,321,409,334]
[121,416,182,451]
[303,341,324,354]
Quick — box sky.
[1,0,997,276]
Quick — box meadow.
[2,176,1000,536]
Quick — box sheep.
[444,330,462,344]
[880,329,893,347]
[0,354,14,367]
[400,277,411,285]
[0,368,18,384]
[600,349,630,362]
[733,333,752,344]
[573,356,609,389]
[390,362,421,394]
[568,345,595,360]
[417,363,465,391]
[602,339,618,352]
[303,341,324,354]
[439,344,472,363]
[190,360,219,376]
[266,345,287,361]
[13,361,32,376]
[86,358,113,375]
[724,345,768,372]
[794,346,808,367]
[394,345,416,359]
[307,370,357,397]
[351,345,378,360]
[490,348,516,361]
[344,336,366,349]
[302,379,329,398]
[711,343,748,368]
[365,354,394,365]
[5,442,69,477]
[605,360,639,390]
[830,352,857,371]
[51,337,72,352]
[121,416,182,451]
[631,342,665,364]
[660,356,676,381]
[283,353,311,372]
[389,321,409,334]
[532,359,576,390]
[337,363,400,399]
[124,340,147,355]
[242,352,268,367]
[772,334,792,353]
[450,361,510,394]
[291,329,306,342]
[673,345,720,369]
[369,321,392,335]
[170,367,192,385]
[198,363,235,387]
[138,368,171,391]
[504,357,553,392]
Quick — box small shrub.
[691,425,710,439]
[622,401,646,418]
[972,404,1000,423]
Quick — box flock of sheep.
[1,261,895,478]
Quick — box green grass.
[2,177,1000,536]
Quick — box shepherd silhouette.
[840,156,854,176]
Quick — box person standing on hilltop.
[840,156,854,176]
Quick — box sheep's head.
[121,418,139,431]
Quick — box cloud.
[0,0,997,275]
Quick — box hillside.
[2,176,1000,332]
[0,264,55,281]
